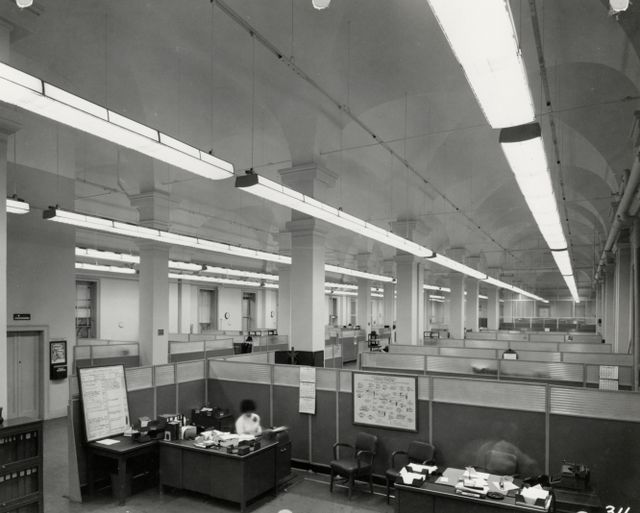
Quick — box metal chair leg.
[330,469,334,492]
[386,476,391,503]
[369,474,374,494]
[348,474,354,500]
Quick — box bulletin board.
[78,365,130,442]
[352,372,417,432]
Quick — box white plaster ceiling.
[1,0,637,299]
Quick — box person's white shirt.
[235,412,262,436]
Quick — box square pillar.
[449,274,465,339]
[614,243,632,353]
[465,279,480,332]
[487,287,500,330]
[357,278,372,334]
[395,254,421,345]
[604,266,616,345]
[138,244,169,366]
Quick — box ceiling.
[1,0,637,299]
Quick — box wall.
[7,165,75,420]
[97,277,139,341]
[217,287,242,331]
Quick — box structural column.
[132,191,170,365]
[357,279,372,334]
[277,232,291,337]
[383,282,395,328]
[487,287,500,330]
[395,254,422,345]
[449,274,465,339]
[614,242,632,353]
[603,265,616,346]
[280,163,336,358]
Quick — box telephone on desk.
[559,462,590,491]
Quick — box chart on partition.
[352,373,417,431]
[78,365,131,442]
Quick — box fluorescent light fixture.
[169,261,204,272]
[427,253,487,280]
[0,62,233,181]
[551,250,573,277]
[479,294,488,300]
[499,123,567,251]
[325,282,358,290]
[236,173,434,259]
[75,247,139,264]
[563,274,580,303]
[75,262,136,275]
[483,275,548,303]
[203,265,278,281]
[429,298,445,303]
[325,264,393,283]
[429,294,446,300]
[372,293,383,298]
[169,272,261,288]
[424,284,451,292]
[325,289,357,296]
[45,207,290,264]
[263,282,279,289]
[426,0,534,128]
[6,197,30,214]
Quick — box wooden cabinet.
[0,419,43,513]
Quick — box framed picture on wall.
[352,372,417,432]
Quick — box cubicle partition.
[69,357,640,510]
[467,331,602,343]
[73,343,140,371]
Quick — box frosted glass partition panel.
[316,368,338,391]
[273,364,299,386]
[204,339,233,350]
[529,333,564,342]
[440,348,498,359]
[497,332,529,341]
[562,343,611,353]
[500,360,584,383]
[208,360,271,384]
[510,341,559,352]
[169,341,204,354]
[516,351,562,362]
[126,367,153,390]
[567,334,602,343]
[465,331,497,340]
[585,365,632,387]
[427,356,498,377]
[465,339,509,350]
[176,360,206,382]
[361,352,425,372]
[550,387,640,421]
[388,345,439,355]
[562,353,632,365]
[155,364,176,386]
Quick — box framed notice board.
[352,372,417,432]
[78,365,130,442]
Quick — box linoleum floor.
[43,418,395,513]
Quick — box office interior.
[0,0,639,512]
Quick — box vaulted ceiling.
[1,0,637,300]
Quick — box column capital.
[389,219,418,240]
[395,253,417,265]
[285,217,327,237]
[278,162,337,197]
[0,118,21,141]
[356,252,375,272]
[130,190,170,230]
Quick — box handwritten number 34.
[606,506,631,513]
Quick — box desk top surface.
[160,439,278,459]
[396,467,550,512]
[88,435,157,454]
[0,417,42,430]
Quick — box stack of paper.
[521,484,550,506]
[399,467,425,484]
[407,463,437,474]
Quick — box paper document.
[463,468,490,480]
[408,463,437,474]
[491,479,519,492]
[96,438,120,445]
[399,467,425,484]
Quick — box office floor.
[43,418,395,513]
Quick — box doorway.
[242,292,256,332]
[7,330,43,419]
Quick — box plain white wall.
[98,277,139,341]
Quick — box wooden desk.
[86,436,157,505]
[396,468,551,513]
[159,440,278,512]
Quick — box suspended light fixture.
[75,262,136,275]
[325,264,393,283]
[6,196,30,214]
[0,62,233,181]
[312,0,331,9]
[169,272,262,288]
[424,284,451,292]
[15,0,33,8]
[610,0,629,13]
[236,173,434,259]
[426,0,534,128]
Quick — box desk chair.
[367,333,381,351]
[484,449,517,476]
[329,432,378,499]
[385,441,436,503]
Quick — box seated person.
[235,399,262,436]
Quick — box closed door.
[7,331,41,419]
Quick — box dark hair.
[246,335,253,342]
[240,399,256,414]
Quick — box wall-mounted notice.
[299,366,316,414]
[78,365,130,442]
[353,372,417,432]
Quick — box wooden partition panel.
[337,393,430,476]
[128,389,154,420]
[177,380,206,417]
[431,403,545,477]
[549,415,639,510]
[273,385,309,461]
[207,380,271,425]
[156,384,177,416]
[310,390,337,466]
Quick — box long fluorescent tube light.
[427,253,487,280]
[75,262,136,275]
[236,173,434,259]
[169,272,261,288]
[46,207,290,264]
[483,275,548,303]
[424,284,451,292]
[564,274,580,303]
[325,290,357,296]
[0,62,233,181]
[326,282,358,290]
[551,250,573,277]
[499,123,567,251]
[76,247,139,264]
[426,0,534,128]
[203,265,278,281]
[429,294,446,300]
[325,264,393,283]
[479,294,488,300]
[6,197,29,214]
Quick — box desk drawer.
[159,446,182,489]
